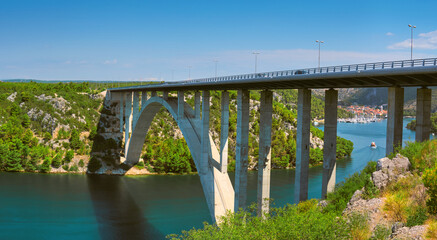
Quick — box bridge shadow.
[87,174,164,240]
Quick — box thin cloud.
[386,32,394,36]
[103,59,118,65]
[388,29,437,50]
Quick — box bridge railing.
[181,58,437,85]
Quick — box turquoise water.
[0,118,424,239]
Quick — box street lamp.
[408,24,416,60]
[315,40,324,70]
[213,60,218,77]
[252,52,260,73]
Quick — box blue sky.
[1,0,437,81]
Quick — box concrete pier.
[257,90,273,217]
[200,91,211,175]
[132,92,140,129]
[322,89,338,198]
[119,94,124,133]
[124,92,133,154]
[235,89,250,211]
[295,88,311,203]
[416,87,432,142]
[220,91,229,173]
[178,91,185,120]
[386,87,404,155]
[141,91,148,110]
[195,91,201,119]
[163,91,169,99]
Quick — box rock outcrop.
[372,154,411,190]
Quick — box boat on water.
[370,142,377,148]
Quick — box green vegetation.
[406,111,437,134]
[0,82,103,173]
[170,161,378,239]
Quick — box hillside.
[0,82,354,175]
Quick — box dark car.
[294,70,307,75]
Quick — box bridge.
[107,58,437,222]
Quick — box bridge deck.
[109,58,437,91]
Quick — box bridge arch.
[121,95,234,222]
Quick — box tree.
[39,157,51,173]
[64,150,74,163]
[51,153,62,168]
[4,146,22,172]
[69,129,81,149]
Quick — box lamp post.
[252,52,260,73]
[315,40,324,70]
[408,25,416,60]
[213,60,218,77]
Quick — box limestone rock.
[390,225,426,240]
[372,154,411,190]
[391,222,404,233]
[7,92,17,102]
[372,170,389,189]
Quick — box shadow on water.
[87,175,164,240]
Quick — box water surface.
[0,118,424,239]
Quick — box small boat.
[370,142,377,148]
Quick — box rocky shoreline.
[336,154,429,239]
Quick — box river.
[0,118,425,239]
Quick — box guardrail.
[182,58,437,84]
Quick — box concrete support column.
[295,88,311,203]
[151,91,157,97]
[163,91,169,99]
[257,90,273,217]
[124,92,133,154]
[178,91,185,120]
[119,95,124,133]
[235,89,250,211]
[141,91,148,110]
[322,89,338,199]
[132,92,140,130]
[220,91,230,173]
[386,87,404,156]
[194,91,201,119]
[416,87,432,142]
[200,91,211,175]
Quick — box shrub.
[348,212,370,240]
[370,224,391,240]
[422,165,437,214]
[62,165,69,171]
[69,164,78,172]
[39,157,51,173]
[169,199,350,239]
[406,208,427,227]
[64,150,74,163]
[78,159,84,168]
[324,161,377,215]
[43,132,52,141]
[87,157,102,173]
[136,161,145,170]
[51,154,62,168]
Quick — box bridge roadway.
[107,58,437,222]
